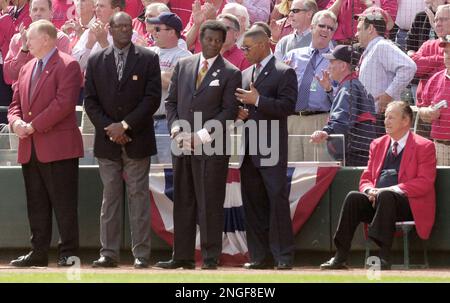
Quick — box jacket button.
[28,112,32,116]
[118,107,123,111]
[189,109,193,113]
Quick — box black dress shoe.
[92,256,118,268]
[134,258,149,269]
[276,262,293,270]
[57,256,78,267]
[201,259,218,270]
[153,259,195,269]
[243,261,274,270]
[10,252,48,267]
[320,257,348,270]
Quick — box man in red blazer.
[320,101,437,270]
[7,19,83,267]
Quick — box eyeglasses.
[154,26,172,32]
[289,8,308,14]
[316,23,335,31]
[240,44,258,52]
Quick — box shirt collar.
[113,43,131,56]
[391,131,410,152]
[40,47,57,67]
[309,44,330,55]
[257,53,273,70]
[200,53,219,70]
[364,36,383,54]
[446,69,450,80]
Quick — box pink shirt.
[3,30,71,85]
[223,44,250,71]
[412,40,445,107]
[326,0,398,42]
[183,1,225,53]
[52,0,76,29]
[421,69,450,140]
[170,0,195,28]
[124,0,144,19]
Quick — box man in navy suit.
[235,28,298,270]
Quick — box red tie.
[392,141,398,157]
[29,59,43,100]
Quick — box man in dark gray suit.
[235,29,298,270]
[84,12,161,269]
[154,20,241,270]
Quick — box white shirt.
[359,36,416,104]
[395,0,424,30]
[72,29,140,71]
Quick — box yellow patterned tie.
[196,60,209,89]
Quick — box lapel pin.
[216,69,221,73]
[264,72,268,75]
[212,72,217,77]
[133,75,138,80]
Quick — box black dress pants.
[333,190,413,261]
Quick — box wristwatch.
[121,120,129,130]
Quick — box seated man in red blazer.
[320,101,437,270]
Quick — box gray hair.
[222,2,250,30]
[311,10,337,30]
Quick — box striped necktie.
[29,59,43,99]
[196,60,209,89]
[296,49,318,112]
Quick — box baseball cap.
[323,45,361,65]
[355,6,394,30]
[146,12,183,33]
[439,35,450,47]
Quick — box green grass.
[1,272,450,283]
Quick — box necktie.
[29,59,43,99]
[296,49,318,112]
[117,51,125,81]
[253,63,262,82]
[196,60,209,89]
[392,141,398,157]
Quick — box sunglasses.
[240,44,258,52]
[289,8,308,14]
[316,23,335,31]
[154,26,172,32]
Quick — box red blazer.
[359,132,436,239]
[8,50,83,164]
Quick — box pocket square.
[209,79,220,86]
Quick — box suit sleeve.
[7,69,24,126]
[165,61,180,132]
[31,60,82,132]
[83,55,115,129]
[123,52,161,131]
[257,67,297,118]
[397,140,437,199]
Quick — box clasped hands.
[171,131,202,151]
[14,120,34,139]
[105,123,131,145]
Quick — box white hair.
[222,2,250,30]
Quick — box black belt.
[296,111,329,116]
[154,114,166,120]
[435,140,450,146]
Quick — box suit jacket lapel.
[104,46,119,87]
[195,55,225,94]
[253,57,275,87]
[120,44,139,85]
[375,136,390,180]
[30,50,58,104]
[399,132,414,180]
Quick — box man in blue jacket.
[310,44,376,166]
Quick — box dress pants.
[97,148,151,261]
[172,155,229,261]
[240,155,295,264]
[21,144,79,258]
[333,190,413,261]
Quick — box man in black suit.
[154,20,241,270]
[235,29,298,270]
[84,12,161,269]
